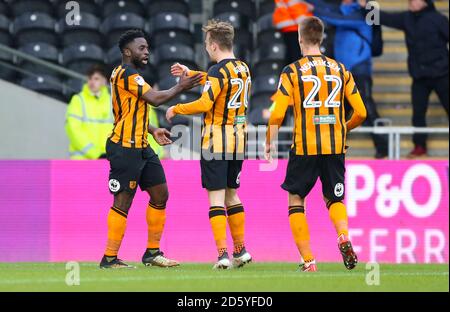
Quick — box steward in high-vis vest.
[65,66,113,159]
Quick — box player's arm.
[141,71,203,106]
[308,0,367,29]
[171,63,207,85]
[265,69,293,160]
[360,0,407,30]
[166,75,222,121]
[344,70,367,131]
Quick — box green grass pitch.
[0,263,448,292]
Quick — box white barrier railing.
[246,125,449,160]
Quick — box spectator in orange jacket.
[273,0,314,63]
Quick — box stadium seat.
[13,13,57,46]
[234,29,253,50]
[256,13,275,33]
[253,60,284,77]
[149,13,190,34]
[247,86,279,125]
[139,63,158,86]
[17,43,60,77]
[153,44,195,64]
[20,75,65,102]
[151,29,194,47]
[102,13,146,49]
[55,0,100,17]
[248,101,269,125]
[59,13,102,46]
[102,0,144,18]
[257,30,283,46]
[0,1,10,17]
[146,0,190,17]
[251,75,278,95]
[233,44,251,64]
[62,43,105,74]
[213,0,256,21]
[214,12,250,31]
[63,77,85,100]
[258,0,275,17]
[252,43,286,65]
[10,0,54,17]
[154,44,197,80]
[0,14,11,46]
[157,91,200,128]
[106,46,122,68]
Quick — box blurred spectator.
[65,65,113,159]
[365,0,449,158]
[273,0,314,63]
[307,0,389,158]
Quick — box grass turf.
[0,262,447,292]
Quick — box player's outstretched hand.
[152,128,173,146]
[178,71,203,90]
[166,106,176,123]
[171,63,190,77]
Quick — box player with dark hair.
[266,17,367,271]
[100,29,203,269]
[167,20,252,269]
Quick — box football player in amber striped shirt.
[167,20,252,269]
[266,17,367,272]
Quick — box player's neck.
[216,52,236,63]
[301,46,322,57]
[121,59,137,70]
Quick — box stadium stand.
[58,12,102,46]
[55,0,100,16]
[0,0,448,157]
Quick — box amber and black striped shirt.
[268,55,367,155]
[173,59,251,158]
[109,64,152,149]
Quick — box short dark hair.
[118,29,147,53]
[86,64,106,78]
[299,16,324,46]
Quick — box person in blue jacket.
[307,0,389,159]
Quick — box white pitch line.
[0,272,447,285]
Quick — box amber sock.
[104,206,128,257]
[146,202,167,249]
[328,201,349,238]
[288,206,314,263]
[226,204,245,254]
[209,206,227,255]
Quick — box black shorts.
[282,152,345,202]
[106,139,166,195]
[200,158,244,191]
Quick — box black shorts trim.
[282,152,345,201]
[200,158,244,191]
[106,139,166,194]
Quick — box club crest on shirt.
[203,81,212,93]
[134,75,145,86]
